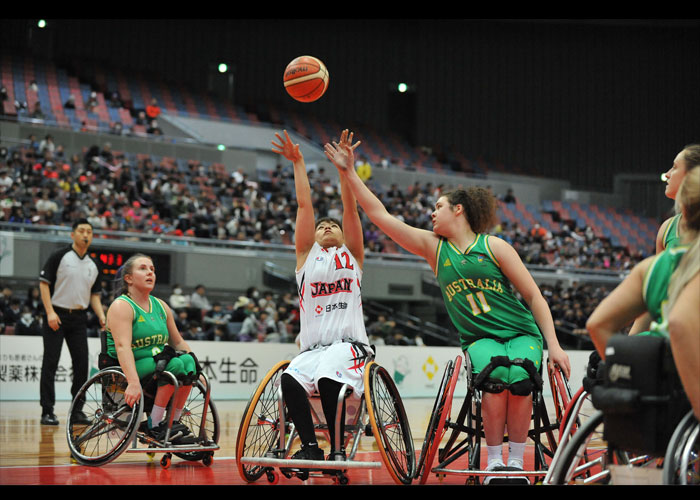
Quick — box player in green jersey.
[105,253,201,442]
[588,167,699,417]
[656,144,700,253]
[327,136,570,475]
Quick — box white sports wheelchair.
[235,358,415,485]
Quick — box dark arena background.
[0,18,698,486]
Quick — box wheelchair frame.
[235,359,415,485]
[66,366,220,469]
[546,337,696,485]
[414,353,571,485]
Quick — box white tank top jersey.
[295,242,369,352]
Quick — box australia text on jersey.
[444,277,504,302]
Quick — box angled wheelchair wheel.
[174,377,220,462]
[364,361,415,484]
[663,410,700,485]
[415,354,462,484]
[547,410,639,484]
[235,360,290,483]
[66,368,144,467]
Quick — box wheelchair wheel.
[174,377,220,462]
[415,354,462,484]
[663,410,700,485]
[236,360,290,483]
[364,361,415,485]
[547,410,639,484]
[66,368,143,467]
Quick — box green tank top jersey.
[642,243,688,336]
[435,234,542,350]
[106,294,170,360]
[662,214,682,250]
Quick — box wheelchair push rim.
[235,360,291,483]
[364,361,416,484]
[66,368,144,467]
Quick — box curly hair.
[442,187,499,234]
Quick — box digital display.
[89,249,171,285]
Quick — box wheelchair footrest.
[126,443,219,454]
[240,456,382,470]
[434,466,539,479]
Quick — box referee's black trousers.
[40,310,89,414]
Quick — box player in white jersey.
[271,129,372,462]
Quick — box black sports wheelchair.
[544,334,698,485]
[413,349,576,485]
[66,333,219,469]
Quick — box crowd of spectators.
[0,278,610,349]
[0,134,651,347]
[1,135,648,271]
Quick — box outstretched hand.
[271,130,302,163]
[324,129,361,172]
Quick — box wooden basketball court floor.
[0,397,563,486]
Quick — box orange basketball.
[283,55,329,103]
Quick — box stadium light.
[218,63,228,74]
[37,20,47,28]
[397,82,408,93]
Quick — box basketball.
[283,55,329,103]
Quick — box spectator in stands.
[86,91,98,112]
[168,284,189,312]
[64,94,76,109]
[14,306,42,335]
[238,305,260,342]
[31,101,45,120]
[203,302,231,339]
[189,284,212,314]
[147,120,163,135]
[503,188,517,204]
[146,98,161,124]
[107,91,121,108]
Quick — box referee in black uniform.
[39,219,106,425]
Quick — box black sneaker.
[147,421,184,443]
[291,443,324,461]
[41,413,59,426]
[71,411,91,425]
[171,420,197,445]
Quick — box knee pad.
[509,378,534,396]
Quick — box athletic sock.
[149,404,166,428]
[507,441,526,469]
[486,444,503,468]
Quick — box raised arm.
[325,138,439,270]
[325,130,364,267]
[272,130,315,268]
